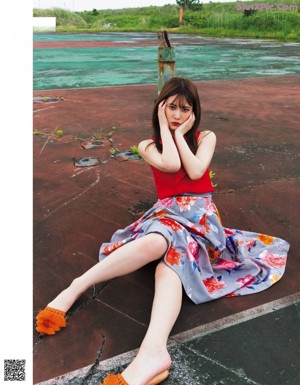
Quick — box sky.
[33,0,236,12]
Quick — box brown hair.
[152,77,201,154]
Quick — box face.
[164,95,193,131]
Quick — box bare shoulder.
[198,130,216,144]
[138,139,155,156]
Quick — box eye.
[169,104,176,110]
[183,107,191,113]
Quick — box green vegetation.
[209,170,217,187]
[33,1,300,41]
[130,145,140,155]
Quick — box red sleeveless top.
[150,132,214,199]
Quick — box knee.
[146,233,168,256]
[155,260,169,280]
[155,261,182,290]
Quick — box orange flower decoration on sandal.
[36,306,66,335]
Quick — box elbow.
[163,162,181,173]
[187,169,206,180]
[160,156,181,173]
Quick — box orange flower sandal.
[35,306,66,335]
[100,370,169,385]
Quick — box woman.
[36,77,289,385]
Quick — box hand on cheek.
[158,100,169,129]
[177,113,195,135]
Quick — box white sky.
[33,0,236,12]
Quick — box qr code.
[4,360,25,381]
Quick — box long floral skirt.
[99,194,289,304]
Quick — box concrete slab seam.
[35,291,300,385]
[95,298,148,328]
[169,291,300,345]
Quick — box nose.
[174,109,181,120]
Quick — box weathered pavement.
[33,76,300,385]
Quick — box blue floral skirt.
[99,194,289,304]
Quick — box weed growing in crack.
[130,144,139,155]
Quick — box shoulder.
[138,139,156,159]
[197,131,216,144]
[138,139,154,153]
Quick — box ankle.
[138,343,171,365]
[140,339,168,353]
[47,279,84,313]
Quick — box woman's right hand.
[158,100,169,129]
[138,100,181,172]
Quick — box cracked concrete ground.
[33,76,300,385]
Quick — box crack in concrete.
[33,334,45,357]
[80,333,107,385]
[36,125,60,159]
[67,281,113,319]
[34,106,56,113]
[36,171,105,224]
[33,281,112,356]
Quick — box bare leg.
[122,261,182,385]
[47,233,168,312]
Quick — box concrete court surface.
[33,75,300,385]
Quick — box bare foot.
[47,280,82,313]
[122,345,171,385]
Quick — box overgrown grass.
[33,8,88,27]
[33,1,300,41]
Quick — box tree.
[176,0,202,11]
[176,0,202,24]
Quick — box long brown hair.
[152,77,201,154]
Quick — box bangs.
[171,93,193,108]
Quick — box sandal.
[100,370,169,385]
[35,306,66,335]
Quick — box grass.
[33,1,300,41]
[130,145,139,155]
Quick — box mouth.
[171,122,181,127]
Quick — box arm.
[138,101,181,172]
[174,114,216,180]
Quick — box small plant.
[56,129,64,137]
[91,128,104,140]
[108,126,117,138]
[210,170,217,187]
[130,145,139,155]
[33,129,45,136]
[110,147,117,155]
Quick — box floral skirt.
[99,194,289,304]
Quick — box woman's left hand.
[176,113,195,136]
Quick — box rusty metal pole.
[157,30,176,94]
[179,7,183,24]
